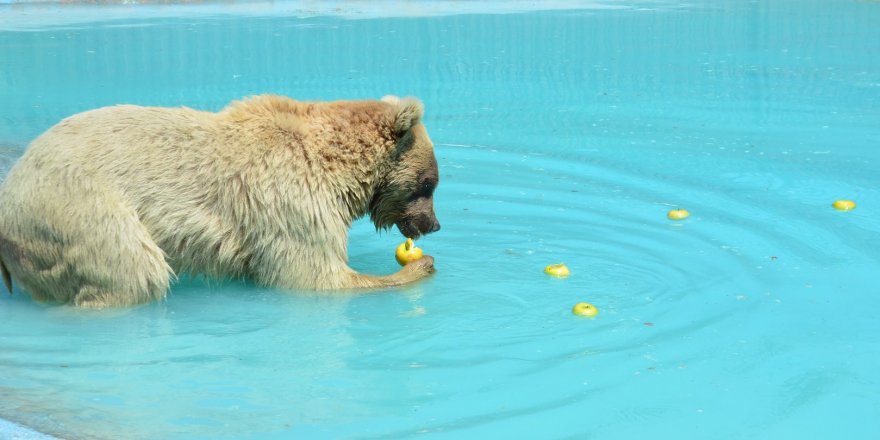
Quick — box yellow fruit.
[544,263,570,278]
[572,302,599,318]
[667,209,690,220]
[395,238,423,266]
[832,200,856,211]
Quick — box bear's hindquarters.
[0,170,173,308]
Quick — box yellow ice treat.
[572,302,599,318]
[667,209,690,220]
[395,238,424,266]
[544,263,571,278]
[832,200,856,211]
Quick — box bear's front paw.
[405,255,435,276]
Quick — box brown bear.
[0,95,440,308]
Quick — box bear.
[0,94,440,308]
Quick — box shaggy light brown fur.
[0,95,440,308]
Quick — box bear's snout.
[419,211,441,236]
[397,212,440,239]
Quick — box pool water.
[2,1,879,438]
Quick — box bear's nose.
[430,222,441,233]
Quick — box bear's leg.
[63,202,173,308]
[2,181,172,307]
[343,256,436,289]
[250,234,434,290]
[250,241,435,290]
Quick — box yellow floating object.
[544,263,571,278]
[572,302,599,318]
[395,238,424,266]
[832,200,856,211]
[667,209,690,220]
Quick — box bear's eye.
[416,180,436,198]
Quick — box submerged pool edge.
[0,418,58,440]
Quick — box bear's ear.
[383,95,424,135]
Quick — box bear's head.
[370,96,441,239]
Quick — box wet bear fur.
[0,95,440,307]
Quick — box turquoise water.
[2,1,879,438]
